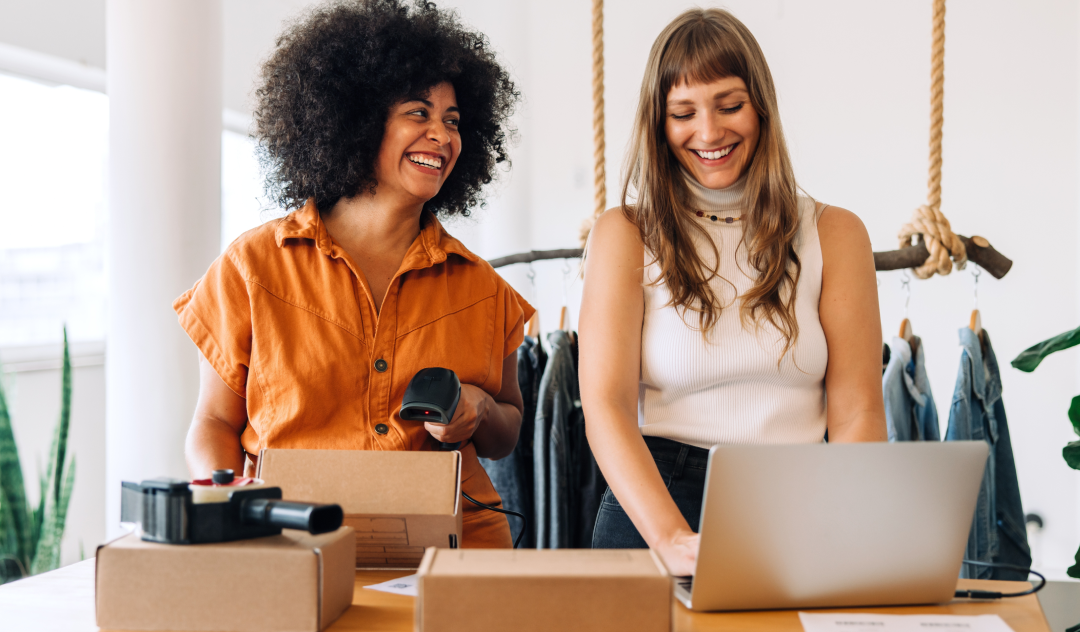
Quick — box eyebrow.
[404,98,460,114]
[667,88,747,106]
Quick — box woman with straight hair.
[579,8,887,574]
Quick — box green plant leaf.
[1069,542,1080,579]
[1065,440,1080,471]
[1070,396,1080,438]
[1012,325,1080,372]
[30,328,73,575]
[0,482,21,582]
[51,328,71,507]
[0,359,33,572]
[31,457,74,575]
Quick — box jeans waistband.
[643,436,711,471]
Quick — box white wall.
[1,0,1078,575]
[0,344,106,568]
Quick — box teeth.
[695,146,734,160]
[408,154,442,169]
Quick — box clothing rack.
[488,234,1013,279]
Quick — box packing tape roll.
[189,479,268,504]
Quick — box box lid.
[257,449,461,515]
[423,549,669,578]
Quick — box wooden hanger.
[969,265,984,345]
[526,312,539,338]
[969,308,983,344]
[899,317,920,358]
[558,306,568,331]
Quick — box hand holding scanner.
[401,367,461,450]
[120,469,344,544]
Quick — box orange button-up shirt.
[174,201,533,547]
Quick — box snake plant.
[0,328,76,584]
[1011,325,1080,578]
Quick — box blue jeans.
[591,436,709,548]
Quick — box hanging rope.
[897,204,967,278]
[898,0,967,279]
[580,0,606,246]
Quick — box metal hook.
[900,269,912,317]
[561,260,572,304]
[527,262,536,287]
[971,264,981,310]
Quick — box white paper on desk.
[363,574,418,597]
[799,613,1016,632]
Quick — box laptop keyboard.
[676,576,693,592]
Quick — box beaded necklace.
[695,210,744,223]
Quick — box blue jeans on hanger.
[591,436,709,549]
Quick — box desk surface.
[0,559,1052,632]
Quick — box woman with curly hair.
[579,9,886,573]
[174,0,528,548]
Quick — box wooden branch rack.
[489,235,1013,279]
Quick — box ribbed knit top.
[638,173,828,448]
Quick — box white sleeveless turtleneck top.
[639,174,828,448]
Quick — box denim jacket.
[479,335,544,549]
[883,336,940,442]
[946,328,1031,580]
[534,330,577,548]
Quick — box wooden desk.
[0,559,1052,632]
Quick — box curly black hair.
[253,0,518,216]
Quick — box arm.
[578,209,699,576]
[426,352,524,460]
[817,206,888,442]
[185,355,248,478]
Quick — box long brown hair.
[624,8,803,355]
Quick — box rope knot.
[897,204,967,279]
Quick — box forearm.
[185,414,246,478]
[586,402,693,547]
[471,399,523,460]
[827,402,887,442]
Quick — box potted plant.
[1012,326,1080,578]
[0,328,76,583]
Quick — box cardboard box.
[257,449,462,569]
[96,527,355,632]
[415,548,672,632]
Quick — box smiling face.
[664,76,759,190]
[374,81,462,204]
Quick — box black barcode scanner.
[401,367,461,450]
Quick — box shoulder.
[219,216,294,278]
[816,204,871,245]
[814,204,874,270]
[587,206,644,261]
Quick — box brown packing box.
[258,448,462,569]
[95,527,355,632]
[416,548,672,632]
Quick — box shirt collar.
[274,199,480,267]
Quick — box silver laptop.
[676,441,988,611]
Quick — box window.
[0,71,273,348]
[221,130,273,252]
[0,72,108,347]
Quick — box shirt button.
[374,358,388,372]
[375,423,389,435]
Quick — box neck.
[322,190,424,254]
[681,167,746,213]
